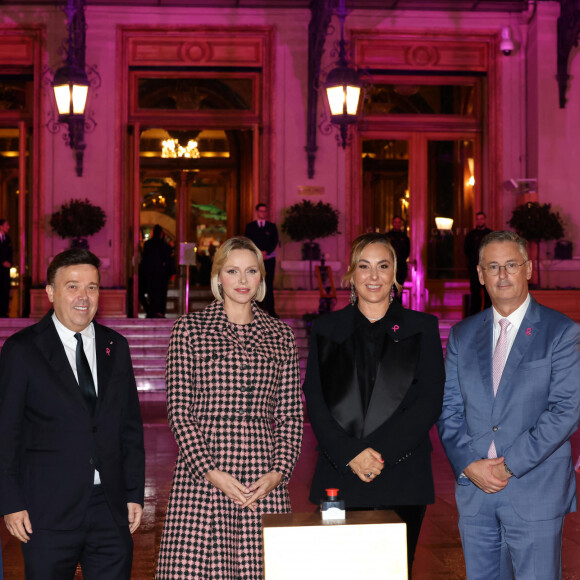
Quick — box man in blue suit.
[437,230,580,580]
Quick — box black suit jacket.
[244,220,279,256]
[0,233,12,266]
[0,311,145,530]
[303,302,445,507]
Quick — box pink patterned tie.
[488,318,511,458]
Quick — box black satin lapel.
[33,324,86,408]
[95,325,113,411]
[317,334,364,438]
[363,333,421,438]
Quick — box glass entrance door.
[135,127,239,315]
[0,124,30,316]
[361,133,480,310]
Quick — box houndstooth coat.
[156,300,303,580]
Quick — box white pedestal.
[262,510,407,580]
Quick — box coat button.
[89,457,94,465]
[492,426,499,432]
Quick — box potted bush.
[50,198,107,249]
[507,201,564,288]
[281,199,340,288]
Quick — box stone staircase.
[0,316,311,395]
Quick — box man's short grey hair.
[478,230,528,264]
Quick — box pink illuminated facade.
[0,1,578,317]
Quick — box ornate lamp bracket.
[306,0,334,179]
[557,0,580,108]
[44,0,100,177]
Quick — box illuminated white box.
[262,510,407,580]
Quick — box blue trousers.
[459,489,564,580]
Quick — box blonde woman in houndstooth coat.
[156,237,303,579]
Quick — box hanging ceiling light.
[323,0,364,148]
[161,138,201,159]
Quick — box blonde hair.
[342,233,402,294]
[210,237,267,302]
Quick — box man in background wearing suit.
[464,211,492,315]
[438,230,580,580]
[0,219,13,317]
[0,248,145,580]
[244,203,279,317]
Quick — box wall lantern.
[48,0,99,177]
[323,0,364,148]
[53,65,89,118]
[435,217,454,233]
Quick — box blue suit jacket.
[437,297,580,521]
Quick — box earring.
[390,284,395,305]
[350,282,357,306]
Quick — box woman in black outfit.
[303,232,445,577]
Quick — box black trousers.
[350,505,426,579]
[260,257,277,317]
[0,265,10,317]
[22,485,133,580]
[469,269,491,315]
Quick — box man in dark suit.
[0,248,145,580]
[385,215,410,286]
[438,230,580,579]
[464,211,492,315]
[0,219,13,317]
[244,203,279,317]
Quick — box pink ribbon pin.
[525,328,532,336]
[392,325,400,333]
[106,348,111,356]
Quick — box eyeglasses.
[480,260,528,276]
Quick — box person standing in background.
[245,203,279,317]
[0,219,13,317]
[140,224,175,318]
[464,211,492,315]
[385,216,410,288]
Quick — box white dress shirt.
[492,293,531,360]
[52,313,100,484]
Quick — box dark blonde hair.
[210,237,266,302]
[342,233,402,293]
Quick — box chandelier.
[161,139,200,159]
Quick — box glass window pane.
[0,75,32,112]
[427,139,475,279]
[362,139,410,233]
[137,77,253,111]
[365,83,476,115]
